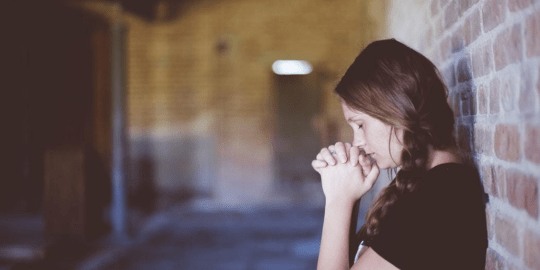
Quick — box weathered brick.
[443,64,456,87]
[509,0,535,11]
[499,72,519,112]
[506,170,539,218]
[471,39,494,78]
[493,24,523,71]
[519,64,537,113]
[435,17,445,38]
[524,229,540,269]
[489,78,500,114]
[444,0,460,29]
[482,0,507,32]
[460,85,475,115]
[440,36,453,60]
[494,215,519,256]
[474,123,493,155]
[486,248,505,270]
[525,125,540,164]
[478,84,488,114]
[452,92,460,117]
[451,33,465,53]
[481,165,494,195]
[526,9,540,57]
[463,9,481,45]
[493,165,506,198]
[457,56,472,82]
[483,165,505,198]
[494,124,520,162]
[458,124,471,152]
[431,0,439,17]
[459,0,480,16]
[485,204,494,239]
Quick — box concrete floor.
[80,203,325,270]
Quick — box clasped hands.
[312,142,380,203]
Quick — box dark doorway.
[273,73,322,191]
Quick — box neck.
[426,146,461,169]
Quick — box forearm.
[317,198,356,270]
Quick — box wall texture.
[386,0,540,269]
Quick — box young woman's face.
[341,101,404,169]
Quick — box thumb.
[363,161,380,189]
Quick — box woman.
[312,39,487,270]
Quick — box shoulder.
[419,163,483,196]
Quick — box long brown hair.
[335,39,456,242]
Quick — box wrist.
[325,196,357,210]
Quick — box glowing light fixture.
[272,60,313,75]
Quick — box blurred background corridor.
[1,0,540,269]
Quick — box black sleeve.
[369,165,487,270]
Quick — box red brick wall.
[387,0,540,269]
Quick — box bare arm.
[313,143,380,270]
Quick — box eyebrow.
[347,116,362,122]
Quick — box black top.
[367,163,488,270]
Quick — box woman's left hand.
[313,144,380,204]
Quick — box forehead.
[341,101,369,121]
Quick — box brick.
[451,32,464,53]
[506,170,539,218]
[441,36,453,60]
[485,248,505,270]
[519,65,537,113]
[443,64,456,87]
[481,165,494,195]
[435,17,445,38]
[494,215,519,256]
[526,9,540,57]
[460,84,476,115]
[463,9,481,45]
[494,124,520,162]
[483,165,505,198]
[509,0,534,11]
[489,78,500,114]
[493,24,523,71]
[458,124,471,152]
[499,72,519,112]
[493,165,506,198]
[431,0,439,17]
[525,125,540,164]
[524,229,540,269]
[459,0,480,16]
[453,92,460,116]
[457,57,472,82]
[471,40,493,78]
[478,84,488,114]
[485,204,493,239]
[482,0,507,32]
[444,0,460,29]
[474,124,493,156]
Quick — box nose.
[352,130,366,148]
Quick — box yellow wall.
[80,0,384,206]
